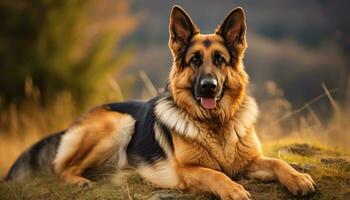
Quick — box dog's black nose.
[200,76,217,92]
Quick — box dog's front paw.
[218,182,251,200]
[282,172,316,196]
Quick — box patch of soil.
[283,143,322,156]
[321,157,350,170]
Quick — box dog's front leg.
[177,165,251,200]
[246,156,316,195]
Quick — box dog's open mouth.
[195,91,224,110]
[198,97,219,109]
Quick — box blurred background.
[0,0,349,175]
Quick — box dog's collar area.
[155,96,200,139]
[155,93,259,139]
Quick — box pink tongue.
[200,98,216,109]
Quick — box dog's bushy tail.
[5,131,65,181]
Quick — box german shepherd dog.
[6,6,315,200]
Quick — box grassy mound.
[1,143,349,200]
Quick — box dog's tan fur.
[51,6,316,200]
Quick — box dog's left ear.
[216,7,247,50]
[169,5,199,53]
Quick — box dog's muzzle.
[194,75,222,109]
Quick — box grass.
[0,171,210,200]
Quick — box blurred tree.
[0,0,137,107]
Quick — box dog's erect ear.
[216,7,246,50]
[169,6,198,51]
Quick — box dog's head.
[168,6,249,122]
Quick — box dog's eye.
[190,55,201,66]
[214,52,225,66]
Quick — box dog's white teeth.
[215,96,220,101]
[196,96,200,100]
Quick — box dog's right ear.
[169,5,198,53]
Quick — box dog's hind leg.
[53,107,135,185]
[59,137,117,186]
